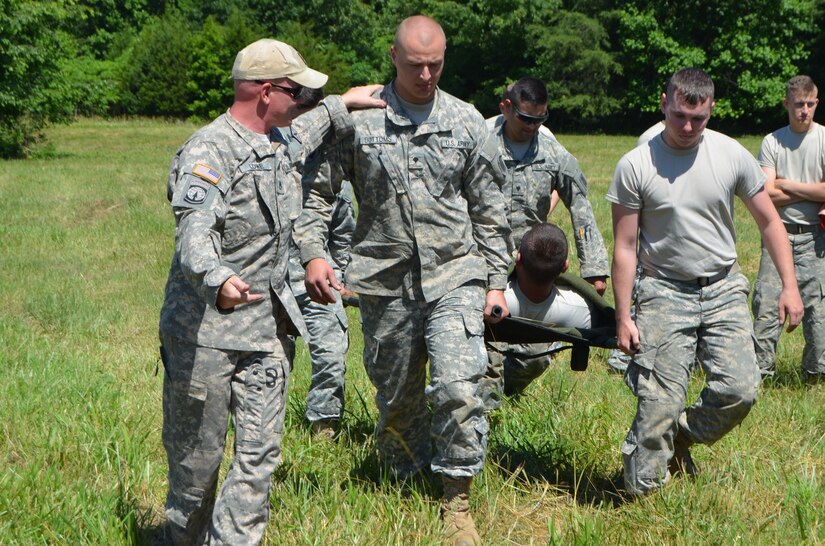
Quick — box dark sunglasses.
[515,108,548,125]
[256,80,304,99]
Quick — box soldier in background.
[294,15,510,546]
[475,77,609,409]
[285,88,356,440]
[752,75,825,382]
[158,38,382,545]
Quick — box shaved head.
[390,15,447,104]
[394,15,446,51]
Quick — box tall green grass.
[0,119,821,545]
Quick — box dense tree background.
[1,0,822,156]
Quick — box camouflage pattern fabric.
[752,229,825,378]
[159,98,352,545]
[288,176,355,422]
[359,283,489,480]
[293,84,511,301]
[293,83,509,479]
[160,333,293,545]
[621,272,760,496]
[476,123,609,278]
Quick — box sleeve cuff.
[487,274,508,291]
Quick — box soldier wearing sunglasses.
[475,77,609,409]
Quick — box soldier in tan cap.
[158,38,383,545]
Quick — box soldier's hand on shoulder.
[342,84,386,110]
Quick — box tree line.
[2,0,823,157]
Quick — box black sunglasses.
[256,80,304,99]
[515,108,548,125]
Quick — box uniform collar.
[384,82,448,134]
[224,110,277,159]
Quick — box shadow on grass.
[759,369,805,389]
[487,432,630,509]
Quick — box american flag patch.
[192,163,221,185]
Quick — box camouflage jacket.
[477,123,609,279]
[159,98,352,351]
[293,84,511,302]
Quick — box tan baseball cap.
[231,39,328,88]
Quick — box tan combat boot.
[441,476,482,546]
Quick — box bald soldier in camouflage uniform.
[294,15,510,546]
[477,77,609,408]
[158,38,382,545]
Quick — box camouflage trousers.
[480,342,556,411]
[622,272,760,496]
[295,291,349,422]
[160,332,293,546]
[751,229,825,378]
[359,283,489,480]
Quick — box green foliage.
[186,12,264,120]
[0,0,75,157]
[528,10,622,128]
[4,0,825,156]
[120,12,194,116]
[609,0,818,129]
[65,0,162,57]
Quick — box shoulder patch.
[184,180,210,204]
[171,174,220,210]
[440,137,474,150]
[360,136,396,145]
[192,163,222,185]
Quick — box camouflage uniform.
[622,271,760,496]
[159,98,351,545]
[476,122,609,408]
[752,229,825,377]
[287,172,355,423]
[293,84,511,480]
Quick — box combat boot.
[668,430,699,478]
[310,419,338,441]
[441,476,482,546]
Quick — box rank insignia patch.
[192,163,222,185]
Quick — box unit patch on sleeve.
[171,174,219,210]
[192,163,222,185]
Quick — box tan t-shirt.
[607,129,765,280]
[758,122,825,225]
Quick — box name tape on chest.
[240,162,274,172]
[360,136,397,145]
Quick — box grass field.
[0,118,823,545]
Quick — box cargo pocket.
[169,377,208,451]
[234,359,265,448]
